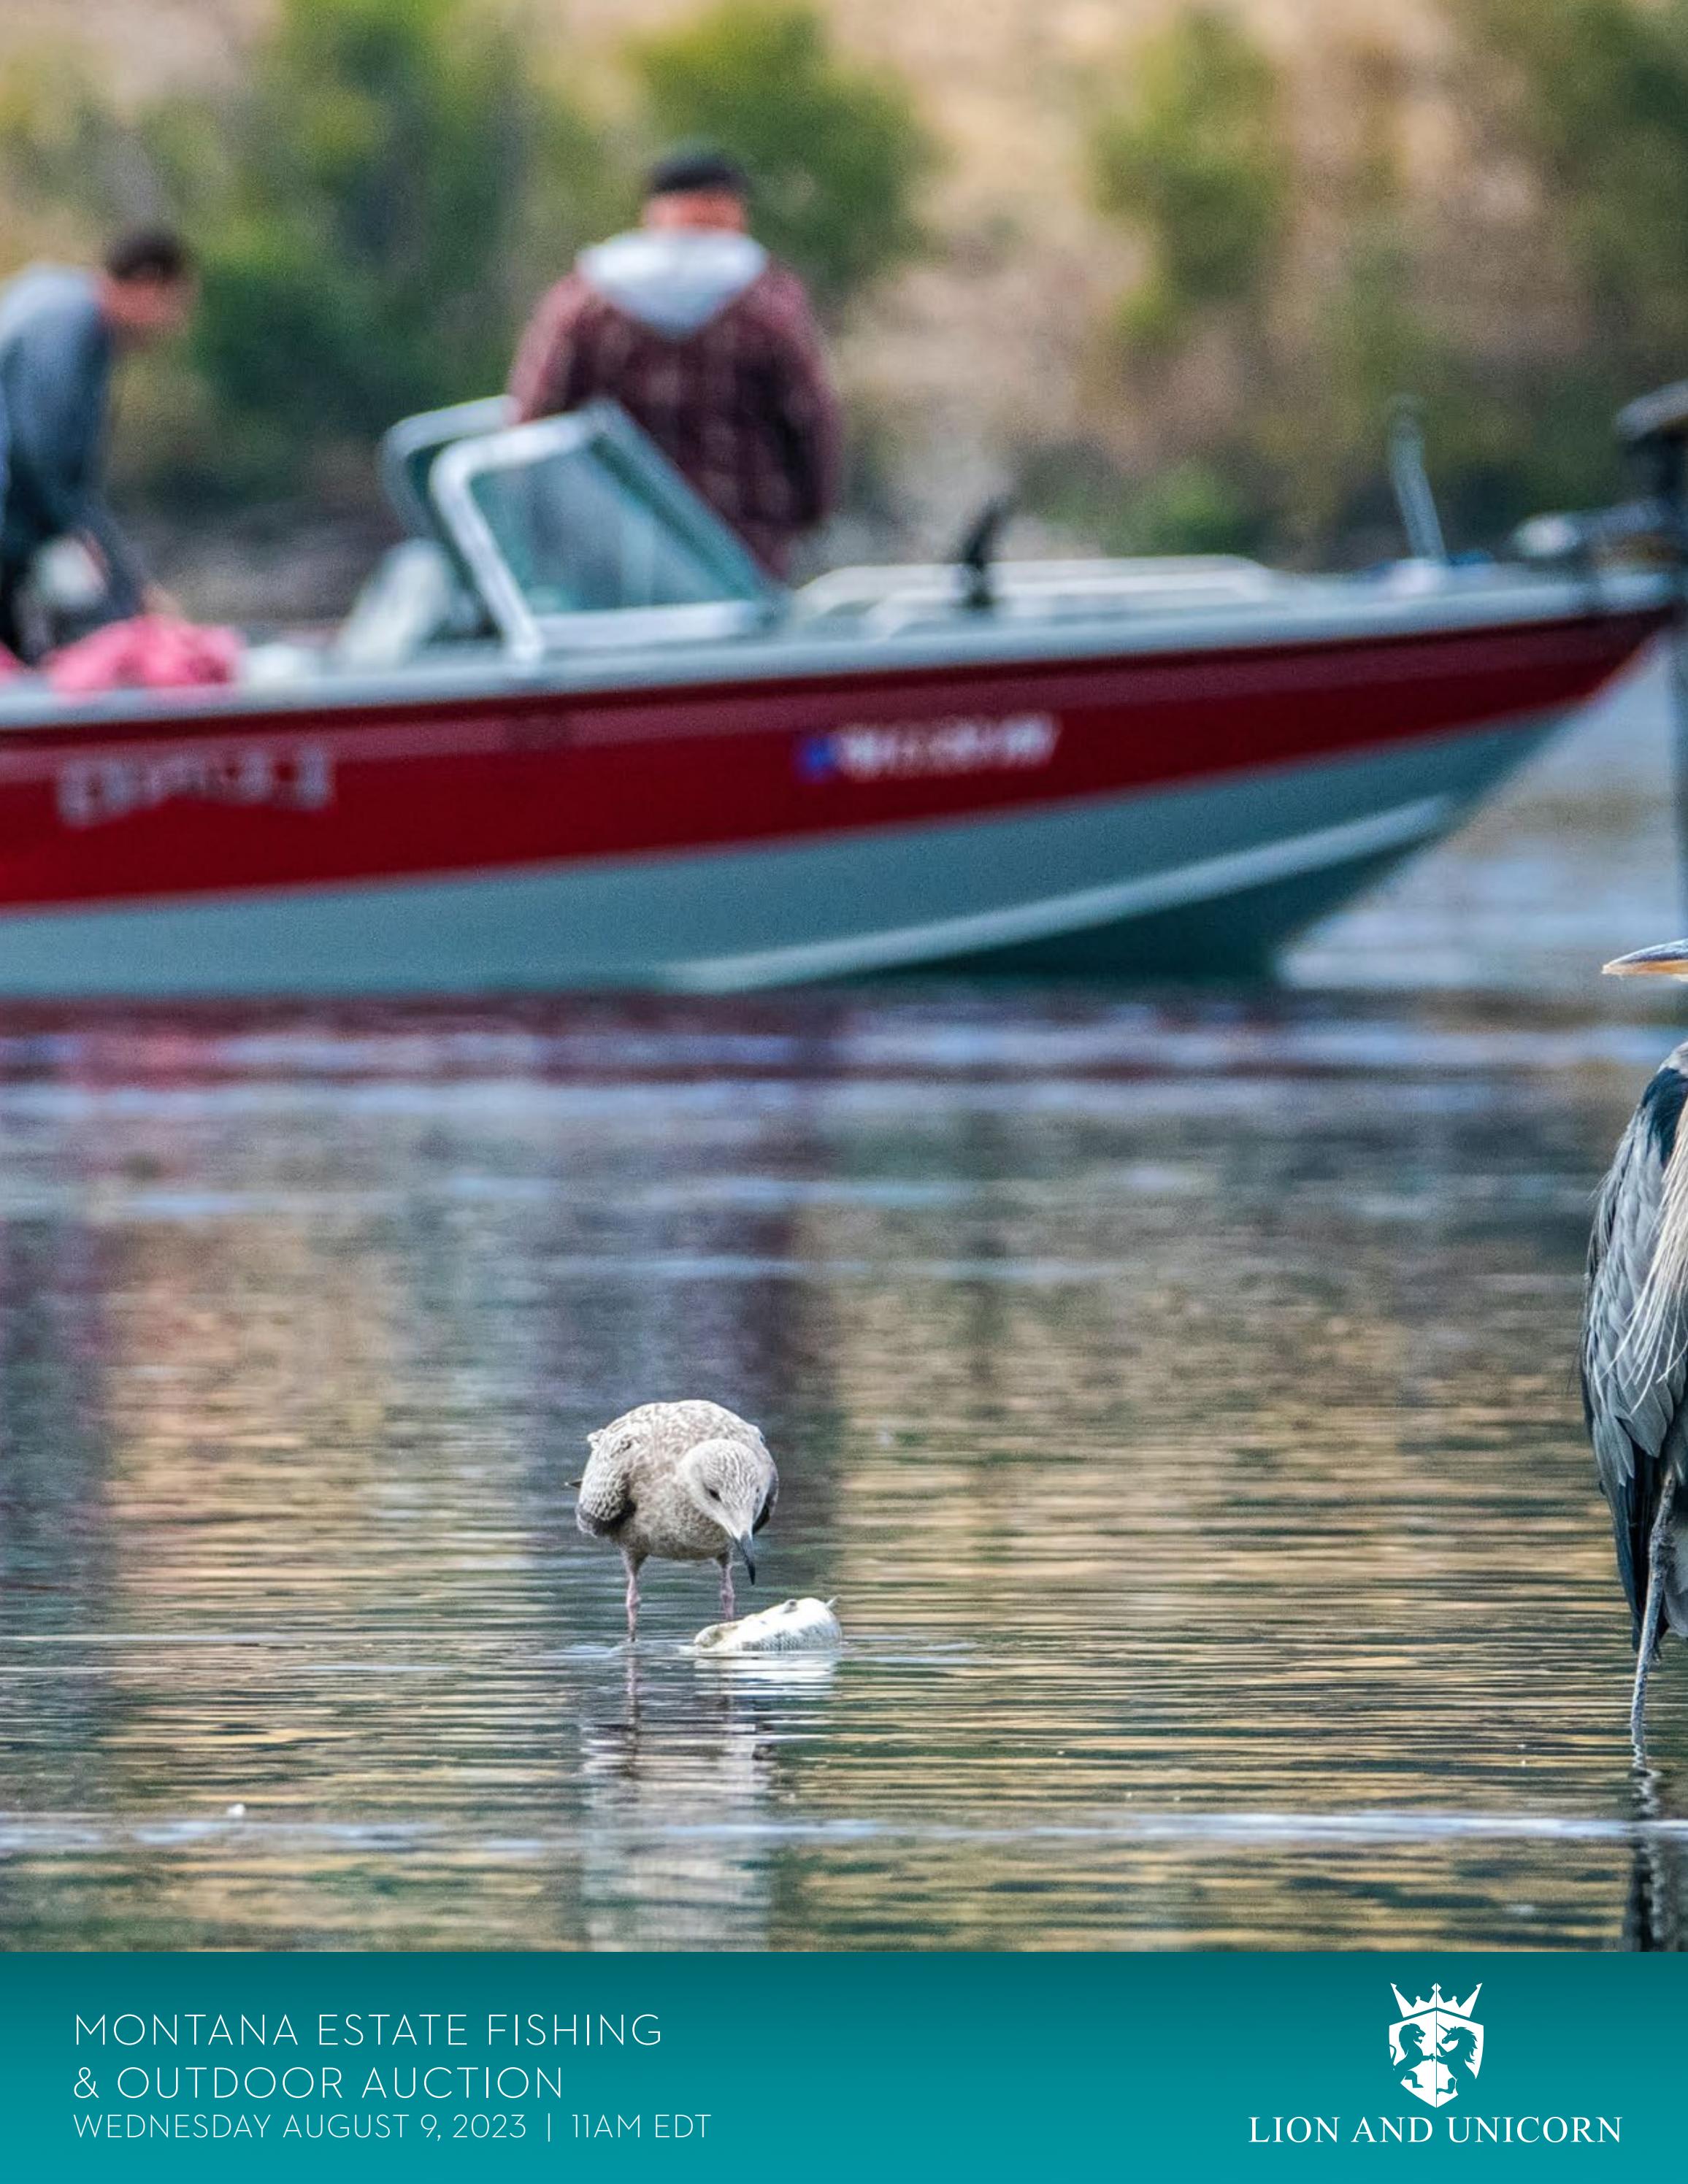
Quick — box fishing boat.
[0,397,1668,995]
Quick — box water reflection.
[0,985,1673,1950]
[1624,1764,1688,1950]
[573,1653,843,1947]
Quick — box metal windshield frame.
[428,401,786,659]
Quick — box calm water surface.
[4,653,1688,1953]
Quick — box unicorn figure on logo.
[1387,1983,1484,2109]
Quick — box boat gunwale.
[0,567,1666,743]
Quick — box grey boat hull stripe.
[669,794,1456,991]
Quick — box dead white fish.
[691,1596,842,1655]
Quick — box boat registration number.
[798,712,1059,784]
[56,742,334,829]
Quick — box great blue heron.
[1584,941,1688,1749]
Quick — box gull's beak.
[737,1534,757,1583]
[1604,942,1688,977]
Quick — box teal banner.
[0,1953,1663,2175]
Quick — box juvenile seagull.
[1585,940,1688,1751]
[576,1400,778,1641]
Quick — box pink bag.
[45,614,242,696]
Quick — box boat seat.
[333,540,464,671]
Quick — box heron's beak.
[1604,942,1688,977]
[737,1534,757,1583]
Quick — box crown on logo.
[1392,1982,1481,2020]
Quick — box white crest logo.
[1388,1982,1484,2109]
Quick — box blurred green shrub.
[1116,459,1262,555]
[629,1,936,315]
[1090,11,1289,347]
[1464,0,1688,375]
[0,51,155,241]
[149,0,617,490]
[1074,0,1688,561]
[1018,439,1267,561]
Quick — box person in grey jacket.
[0,228,196,657]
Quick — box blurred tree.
[628,1,935,316]
[1463,0,1688,377]
[1072,9,1653,562]
[150,0,618,488]
[0,52,166,242]
[1090,10,1289,350]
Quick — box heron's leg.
[719,1557,736,1623]
[1633,1472,1680,1754]
[622,1551,642,1645]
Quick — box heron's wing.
[1584,1061,1688,1627]
[576,1417,648,1539]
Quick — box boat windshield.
[429,401,780,655]
[381,395,513,544]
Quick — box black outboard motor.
[1611,382,1688,918]
[1616,380,1688,555]
[1513,381,1688,564]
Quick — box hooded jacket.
[508,228,840,575]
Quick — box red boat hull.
[0,593,1664,991]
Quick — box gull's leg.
[623,1551,642,1645]
[1633,1472,1679,1756]
[719,1557,736,1623]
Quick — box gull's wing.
[576,1413,650,1539]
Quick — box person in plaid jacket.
[508,149,842,577]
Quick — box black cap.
[645,145,751,200]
